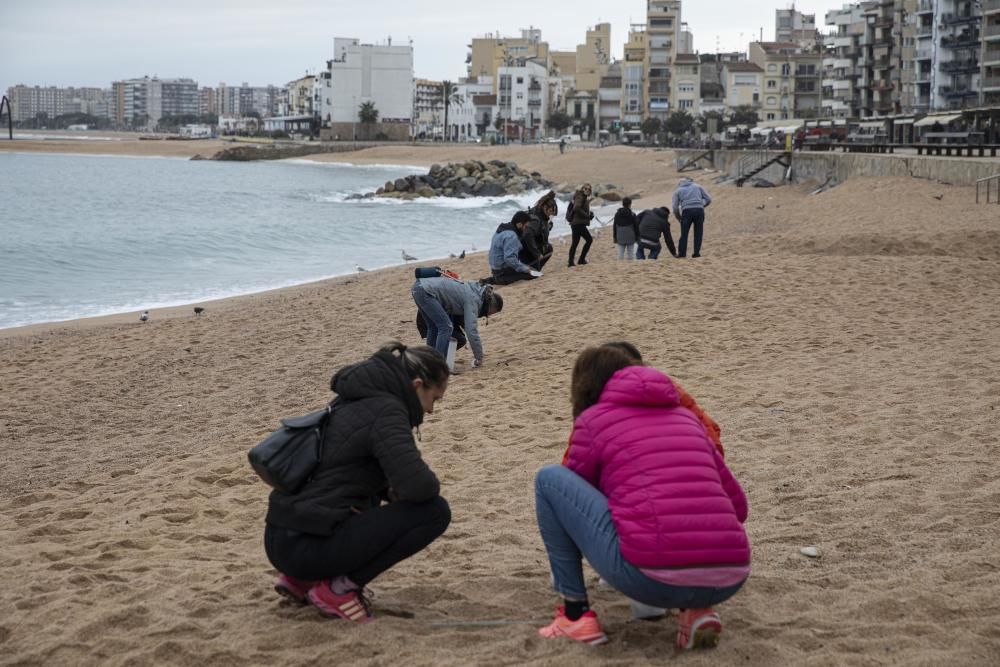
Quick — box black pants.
[519,247,552,271]
[568,225,592,264]
[678,209,705,257]
[264,496,451,587]
[491,267,535,285]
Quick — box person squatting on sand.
[487,211,542,285]
[567,183,595,267]
[520,191,557,271]
[411,275,503,369]
[636,206,677,260]
[612,197,640,261]
[672,177,712,258]
[263,343,452,623]
[535,344,749,648]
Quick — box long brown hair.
[571,346,640,418]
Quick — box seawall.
[674,148,1000,187]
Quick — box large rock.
[394,178,408,192]
[384,180,395,193]
[455,167,469,179]
[600,190,624,202]
[416,186,436,197]
[477,182,507,197]
[460,176,478,189]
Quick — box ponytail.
[380,341,450,388]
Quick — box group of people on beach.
[609,177,713,261]
[261,175,749,650]
[262,339,749,648]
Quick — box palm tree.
[441,81,463,142]
[358,101,378,140]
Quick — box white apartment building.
[984,0,1000,105]
[319,37,414,140]
[598,63,623,133]
[672,53,701,115]
[6,85,109,122]
[928,0,982,110]
[110,77,198,127]
[496,59,549,140]
[414,78,444,138]
[278,75,315,117]
[823,4,866,118]
[776,8,821,49]
[217,82,280,117]
[722,62,764,110]
[646,0,682,119]
[622,26,646,127]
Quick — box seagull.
[193,307,205,316]
[459,250,466,259]
[401,249,417,262]
[933,193,944,200]
[449,253,456,258]
[756,204,766,210]
[139,310,149,323]
[355,264,368,272]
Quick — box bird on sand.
[194,307,205,316]
[756,204,766,210]
[933,193,944,200]
[449,253,456,258]
[139,310,149,323]
[401,250,417,262]
[355,264,368,272]
[459,250,466,259]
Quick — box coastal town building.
[318,37,414,141]
[278,75,315,118]
[497,59,550,140]
[110,77,198,127]
[928,0,982,110]
[413,79,444,138]
[776,7,822,49]
[217,83,281,118]
[621,26,647,128]
[645,0,682,120]
[575,23,613,93]
[823,3,867,118]
[672,53,701,115]
[985,0,1000,105]
[598,63,623,134]
[722,61,764,111]
[5,85,109,122]
[749,41,822,120]
[467,29,551,95]
[199,87,218,116]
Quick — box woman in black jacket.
[264,342,451,623]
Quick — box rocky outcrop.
[202,142,379,161]
[351,160,555,200]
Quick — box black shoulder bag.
[248,399,339,494]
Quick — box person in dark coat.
[264,342,452,623]
[520,191,557,271]
[568,183,595,267]
[612,197,640,260]
[636,207,676,259]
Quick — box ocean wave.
[282,159,428,172]
[315,190,549,209]
[13,133,122,141]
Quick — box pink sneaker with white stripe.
[307,581,374,624]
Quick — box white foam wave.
[282,159,428,172]
[13,133,122,141]
[317,190,548,209]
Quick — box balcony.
[984,76,1000,90]
[985,24,1000,39]
[871,80,894,91]
[527,99,542,107]
[917,0,933,14]
[916,26,934,38]
[985,49,1000,64]
[986,0,1000,11]
[940,13,980,26]
[938,85,978,98]
[941,58,981,73]
[941,34,981,48]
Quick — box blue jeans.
[636,242,661,260]
[410,281,453,358]
[534,465,745,608]
[677,209,705,257]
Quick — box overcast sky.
[2,0,834,94]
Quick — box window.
[766,112,775,120]
[627,99,639,111]
[679,99,693,108]
[516,77,524,84]
[768,64,777,73]
[516,92,523,99]
[767,80,777,88]
[767,96,777,105]
[753,92,759,102]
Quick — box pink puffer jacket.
[564,365,750,569]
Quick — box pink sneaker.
[676,608,723,649]
[274,573,316,605]
[538,606,608,645]
[307,581,374,624]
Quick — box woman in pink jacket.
[535,345,750,649]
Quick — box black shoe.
[568,261,575,267]
[691,254,701,258]
[578,259,589,265]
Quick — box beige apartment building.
[645,0,682,119]
[672,53,701,115]
[622,26,647,126]
[467,29,551,95]
[985,0,1000,105]
[575,23,613,92]
[722,62,764,110]
[750,42,822,121]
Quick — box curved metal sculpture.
[0,95,11,139]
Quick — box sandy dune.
[1,143,999,665]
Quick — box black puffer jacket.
[265,350,441,536]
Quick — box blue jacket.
[488,223,531,274]
[672,179,712,220]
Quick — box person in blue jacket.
[487,211,542,285]
[672,178,712,258]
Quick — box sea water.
[0,152,569,330]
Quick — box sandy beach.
[2,140,999,665]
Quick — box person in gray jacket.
[410,276,503,368]
[488,211,539,285]
[671,177,712,258]
[636,207,676,259]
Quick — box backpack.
[248,400,340,494]
[565,200,575,222]
[414,266,461,280]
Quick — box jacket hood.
[330,351,424,427]
[495,221,518,234]
[598,365,680,409]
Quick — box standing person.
[520,191,557,271]
[559,137,566,154]
[612,197,639,260]
[411,276,503,369]
[488,211,541,285]
[567,183,595,267]
[672,177,712,258]
[264,343,452,623]
[636,206,676,260]
[534,345,750,648]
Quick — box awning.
[858,121,885,129]
[893,118,915,125]
[914,113,962,127]
[778,124,802,133]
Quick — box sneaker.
[274,573,316,605]
[676,608,722,649]
[538,606,608,645]
[307,582,374,624]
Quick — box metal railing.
[976,174,1000,204]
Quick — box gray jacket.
[672,179,712,220]
[415,277,488,361]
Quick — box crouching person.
[264,343,452,623]
[535,345,750,648]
